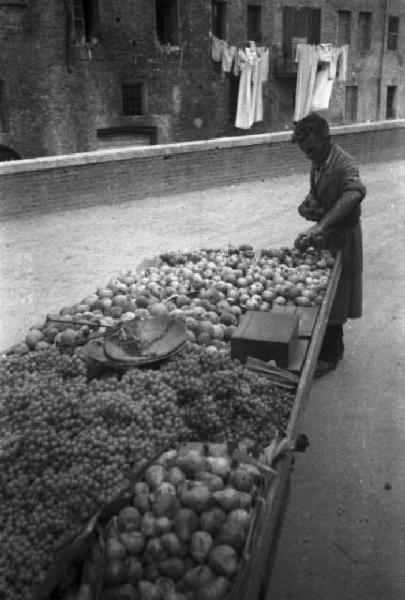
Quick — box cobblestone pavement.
[0,158,405,599]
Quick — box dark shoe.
[314,359,338,378]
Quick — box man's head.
[292,113,332,167]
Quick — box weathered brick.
[0,122,403,219]
[0,1,404,158]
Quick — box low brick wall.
[0,120,404,220]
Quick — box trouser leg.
[319,324,344,362]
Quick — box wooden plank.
[286,251,342,438]
[234,252,342,600]
[296,305,320,338]
[234,454,294,600]
[287,338,310,375]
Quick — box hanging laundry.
[258,46,269,81]
[221,45,236,73]
[251,50,261,123]
[338,45,349,81]
[252,50,266,123]
[310,44,336,112]
[294,43,350,119]
[211,35,227,62]
[310,64,334,111]
[316,43,333,63]
[328,46,341,79]
[235,49,253,129]
[294,43,319,121]
[235,49,255,129]
[234,52,241,76]
[234,46,267,129]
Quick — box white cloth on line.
[221,45,236,72]
[294,43,318,121]
[251,51,263,123]
[211,35,227,62]
[310,64,334,111]
[316,43,333,63]
[258,46,269,81]
[328,46,341,79]
[235,49,254,129]
[235,47,267,128]
[338,45,348,81]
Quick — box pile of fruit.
[83,445,266,600]
[0,244,335,600]
[0,345,293,600]
[6,245,335,356]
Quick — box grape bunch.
[159,345,295,443]
[0,349,186,600]
[0,344,293,599]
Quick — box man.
[293,113,366,377]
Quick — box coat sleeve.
[319,153,366,230]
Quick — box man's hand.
[294,223,325,250]
[298,193,325,222]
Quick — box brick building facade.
[0,0,404,158]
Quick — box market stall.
[0,244,341,600]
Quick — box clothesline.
[211,35,270,129]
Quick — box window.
[122,83,145,116]
[386,86,397,119]
[358,12,372,52]
[345,86,358,122]
[156,0,178,45]
[0,146,21,161]
[212,1,227,39]
[97,127,156,148]
[338,10,351,45]
[73,0,99,43]
[387,16,399,50]
[247,5,262,43]
[283,7,321,57]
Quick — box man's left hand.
[294,223,325,250]
[305,223,324,241]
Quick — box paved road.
[267,159,405,600]
[0,158,404,599]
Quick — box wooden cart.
[233,252,342,600]
[32,250,342,600]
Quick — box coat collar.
[311,144,337,191]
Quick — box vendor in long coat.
[293,113,366,377]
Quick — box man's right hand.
[298,193,325,221]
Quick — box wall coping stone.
[0,119,404,176]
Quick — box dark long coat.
[309,143,366,325]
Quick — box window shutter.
[73,0,86,40]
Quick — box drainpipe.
[376,0,389,120]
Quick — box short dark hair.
[292,113,331,143]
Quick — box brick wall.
[1,1,404,158]
[0,0,275,158]
[0,120,404,220]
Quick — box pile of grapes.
[0,345,294,600]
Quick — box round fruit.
[25,329,44,350]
